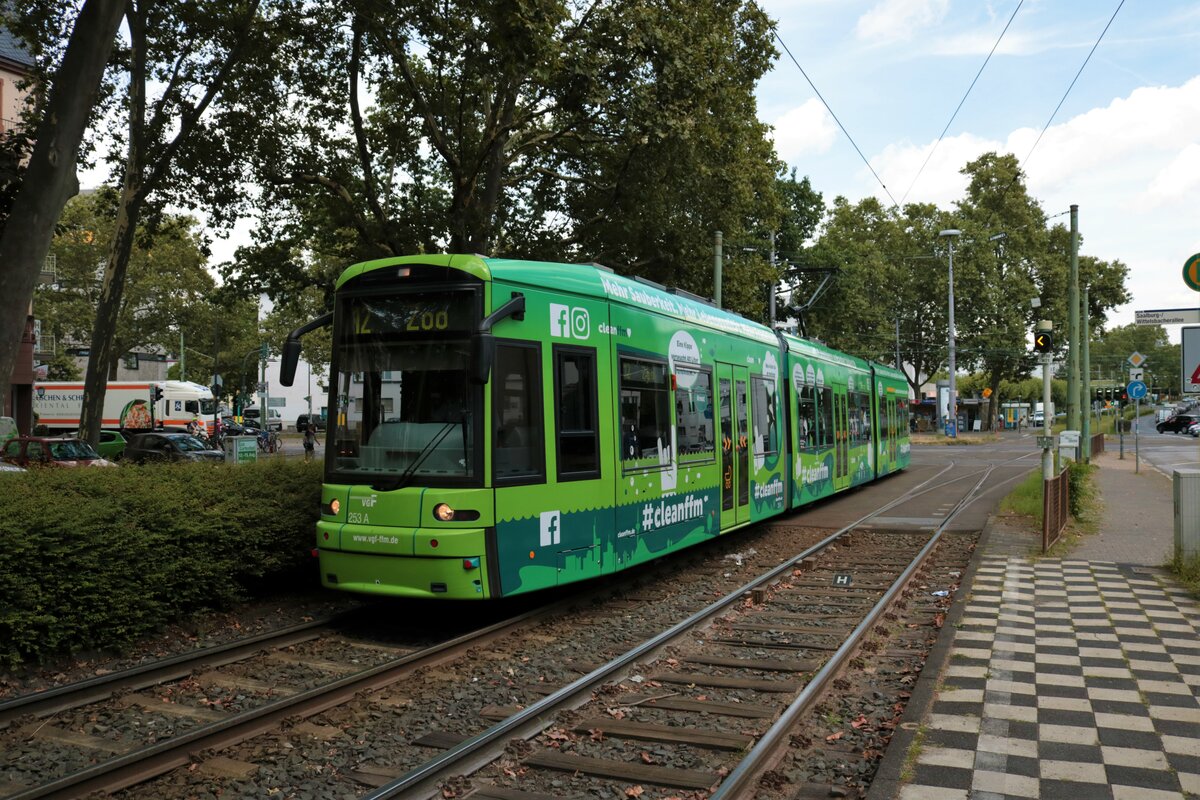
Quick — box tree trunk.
[80,191,144,444]
[80,3,146,446]
[0,0,124,410]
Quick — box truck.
[1031,401,1055,426]
[33,380,218,434]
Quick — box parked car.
[219,417,258,436]
[1158,413,1199,434]
[66,429,129,460]
[243,407,282,431]
[124,432,225,463]
[0,436,116,468]
[294,413,326,432]
[1030,411,1044,426]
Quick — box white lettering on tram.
[801,463,831,485]
[640,493,706,531]
[753,478,784,502]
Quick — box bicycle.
[257,429,282,454]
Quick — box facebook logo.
[550,304,589,339]
[539,511,561,547]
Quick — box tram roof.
[339,254,780,345]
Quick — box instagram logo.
[550,304,589,339]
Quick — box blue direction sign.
[1127,380,1148,400]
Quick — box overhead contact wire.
[1020,0,1125,170]
[774,30,899,208]
[900,0,1025,205]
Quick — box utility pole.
[895,317,901,370]
[179,329,185,382]
[714,231,723,309]
[1081,287,1091,461]
[1067,204,1080,433]
[768,230,777,324]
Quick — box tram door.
[717,364,751,529]
[834,392,850,489]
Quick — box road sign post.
[1127,380,1148,475]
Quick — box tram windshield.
[328,291,481,487]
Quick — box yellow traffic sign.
[1128,351,1146,368]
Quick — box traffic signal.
[151,385,163,403]
[1033,330,1053,353]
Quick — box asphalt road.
[1125,410,1200,476]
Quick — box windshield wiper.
[370,419,458,492]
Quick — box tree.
[232,0,783,319]
[80,0,272,445]
[794,197,951,400]
[0,0,124,414]
[1090,324,1177,396]
[39,191,216,377]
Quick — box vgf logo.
[550,303,590,339]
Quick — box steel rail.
[363,463,962,800]
[6,604,556,800]
[0,615,346,726]
[711,465,997,798]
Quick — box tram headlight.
[433,503,455,521]
[327,498,340,516]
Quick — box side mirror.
[470,333,494,385]
[280,339,302,387]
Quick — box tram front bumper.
[317,522,490,599]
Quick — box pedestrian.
[303,421,317,462]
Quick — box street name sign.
[1135,308,1200,326]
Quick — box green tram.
[280,254,910,600]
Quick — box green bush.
[1066,460,1097,522]
[0,459,322,668]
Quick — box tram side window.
[899,398,909,434]
[493,342,544,483]
[676,367,715,462]
[817,386,834,448]
[852,391,872,444]
[796,385,816,450]
[619,357,671,466]
[751,377,778,455]
[554,346,599,480]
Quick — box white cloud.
[1009,76,1200,190]
[1141,143,1200,207]
[855,76,1200,342]
[871,131,1001,207]
[856,0,949,44]
[770,99,839,161]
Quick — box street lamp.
[939,229,961,436]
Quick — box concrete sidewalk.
[871,441,1200,800]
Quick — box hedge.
[0,459,323,668]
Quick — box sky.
[755,0,1198,343]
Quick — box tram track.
[356,466,994,799]
[0,606,566,800]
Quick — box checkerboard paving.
[900,557,1200,800]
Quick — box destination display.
[346,293,477,336]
